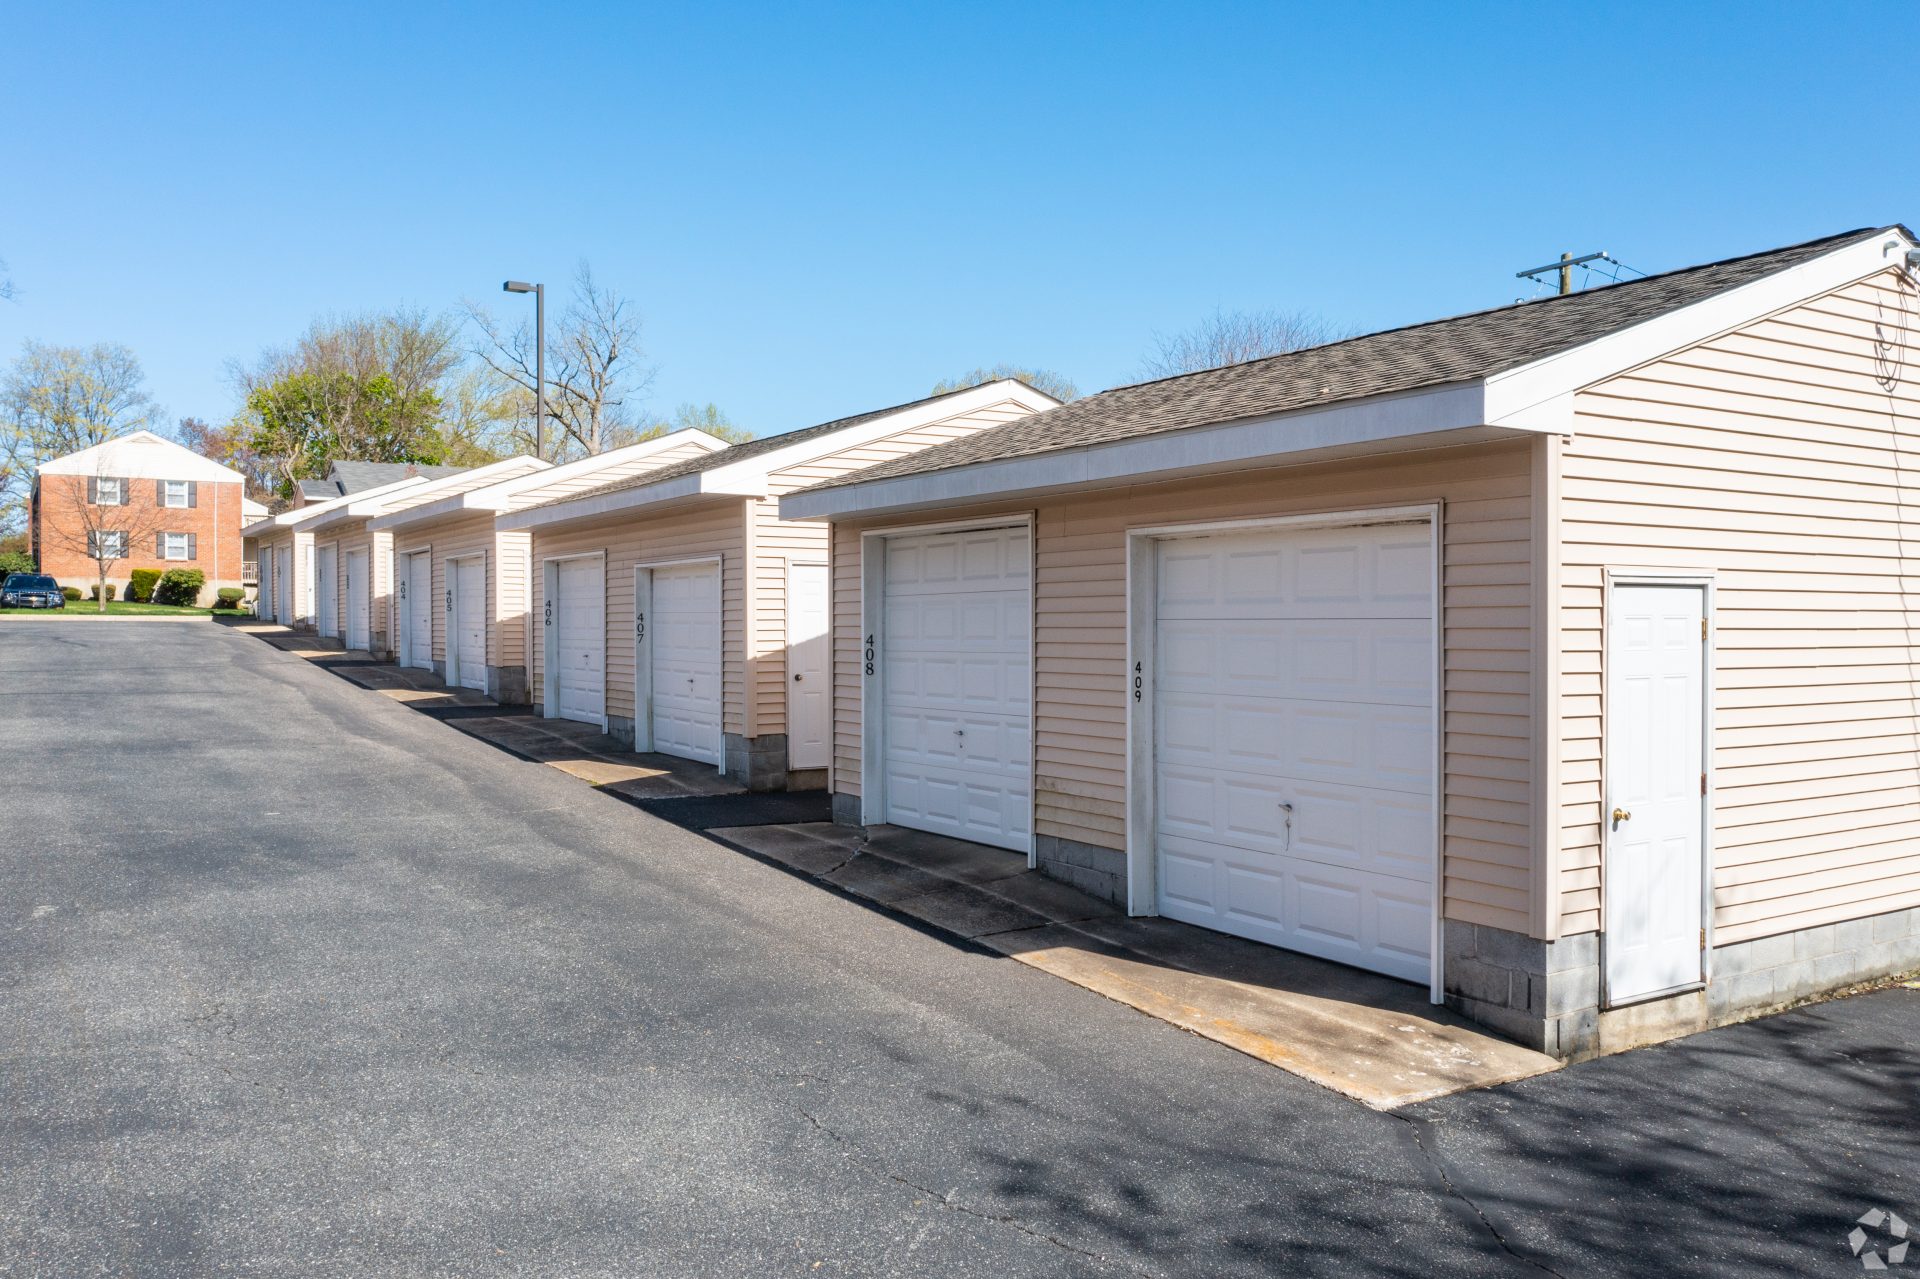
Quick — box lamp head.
[502,280,535,294]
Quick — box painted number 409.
[1133,661,1143,702]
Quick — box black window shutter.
[156,531,165,556]
[187,481,198,508]
[121,479,131,506]
[187,533,197,560]
[156,479,166,504]
[87,477,98,504]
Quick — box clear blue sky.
[2,2,1914,437]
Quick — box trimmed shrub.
[127,568,161,603]
[87,584,117,601]
[0,550,35,578]
[215,587,245,609]
[62,586,81,601]
[155,568,207,607]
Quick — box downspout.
[1529,431,1566,942]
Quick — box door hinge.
[1701,772,1707,795]
[1701,617,1708,640]
[1700,927,1707,948]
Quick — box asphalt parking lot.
[3,620,1914,1277]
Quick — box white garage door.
[407,551,433,670]
[1152,520,1435,984]
[880,525,1031,853]
[316,545,338,638]
[345,549,369,651]
[648,562,721,764]
[552,557,605,726]
[453,558,487,692]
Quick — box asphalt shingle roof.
[327,461,466,494]
[524,383,1025,512]
[801,226,1894,493]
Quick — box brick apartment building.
[29,431,248,605]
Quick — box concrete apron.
[709,823,1559,1110]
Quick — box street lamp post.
[502,280,544,460]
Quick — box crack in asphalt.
[1394,1113,1569,1279]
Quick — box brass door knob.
[1612,808,1632,823]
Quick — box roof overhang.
[371,430,726,534]
[780,381,1536,521]
[503,380,1059,532]
[782,228,1919,523]
[241,474,432,539]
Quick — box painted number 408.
[864,634,875,676]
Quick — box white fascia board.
[39,430,246,483]
[1485,229,1915,427]
[363,457,556,532]
[779,381,1514,521]
[495,473,709,531]
[707,380,1059,494]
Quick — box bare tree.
[45,457,169,613]
[0,255,16,303]
[931,364,1078,403]
[1138,308,1354,379]
[465,262,660,461]
[2,341,163,534]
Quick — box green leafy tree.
[1,341,164,533]
[931,363,1078,403]
[670,402,754,444]
[232,310,458,498]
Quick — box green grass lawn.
[0,600,251,618]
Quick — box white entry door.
[344,549,369,651]
[786,561,831,770]
[316,545,338,638]
[453,558,487,692]
[647,561,722,764]
[1151,521,1436,985]
[258,554,274,622]
[276,547,291,624]
[878,526,1031,853]
[406,552,433,670]
[1605,583,1708,1005]
[551,557,606,726]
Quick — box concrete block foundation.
[1446,906,1920,1061]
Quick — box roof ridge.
[1091,225,1887,402]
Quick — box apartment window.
[162,480,190,508]
[161,532,195,561]
[93,477,123,505]
[88,530,127,558]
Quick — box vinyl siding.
[829,440,1537,933]
[1561,268,1920,943]
[503,438,721,507]
[528,501,747,731]
[749,395,1042,738]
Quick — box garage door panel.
[881,526,1030,852]
[1154,521,1434,985]
[1158,834,1429,984]
[1157,619,1431,705]
[649,563,720,764]
[555,559,605,726]
[884,763,1032,851]
[1156,691,1432,792]
[1158,525,1431,621]
[885,531,1028,595]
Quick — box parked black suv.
[0,573,66,609]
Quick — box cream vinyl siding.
[319,519,389,652]
[528,501,747,730]
[830,441,1538,933]
[1561,268,1920,943]
[404,512,513,667]
[746,398,1042,738]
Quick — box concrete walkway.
[712,823,1559,1109]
